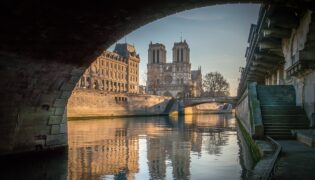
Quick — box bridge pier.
[0,53,86,155]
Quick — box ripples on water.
[1,114,251,180]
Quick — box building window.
[177,49,179,62]
[157,50,160,63]
[181,48,183,62]
[153,50,155,63]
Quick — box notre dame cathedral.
[147,40,202,98]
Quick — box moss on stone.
[236,116,262,164]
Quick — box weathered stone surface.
[67,89,171,117]
[51,125,60,135]
[48,116,62,125]
[60,123,67,134]
[54,108,65,116]
[61,115,67,124]
[46,134,67,146]
[60,91,72,99]
[53,99,67,108]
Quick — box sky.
[109,4,261,96]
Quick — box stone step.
[307,32,315,41]
[259,101,296,106]
[266,134,295,139]
[265,131,292,135]
[299,51,315,61]
[293,130,315,147]
[265,129,291,134]
[257,85,296,106]
[264,124,308,128]
[261,105,304,115]
[262,114,308,121]
[304,41,315,49]
[263,124,309,128]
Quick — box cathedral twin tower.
[147,40,202,98]
[148,40,190,64]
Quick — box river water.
[1,114,252,180]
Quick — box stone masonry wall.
[0,53,86,155]
[67,89,171,117]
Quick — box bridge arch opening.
[0,0,312,155]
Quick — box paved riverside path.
[273,140,315,179]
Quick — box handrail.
[248,82,264,138]
[262,136,282,180]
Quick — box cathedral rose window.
[165,75,173,84]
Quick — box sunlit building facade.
[76,43,140,94]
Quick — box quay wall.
[67,89,172,118]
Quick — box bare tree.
[203,72,230,97]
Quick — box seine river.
[1,114,252,180]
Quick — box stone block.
[48,116,62,125]
[53,99,67,107]
[60,83,75,91]
[40,94,56,104]
[60,123,67,133]
[71,68,85,76]
[61,115,67,123]
[46,134,67,146]
[50,124,60,134]
[54,108,65,116]
[69,76,80,84]
[48,107,56,113]
[60,91,72,99]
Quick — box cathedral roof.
[173,40,188,46]
[149,42,165,48]
[191,69,201,80]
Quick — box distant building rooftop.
[114,43,139,58]
[191,69,202,80]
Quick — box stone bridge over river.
[0,0,313,155]
[183,97,238,107]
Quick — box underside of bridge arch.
[0,0,312,155]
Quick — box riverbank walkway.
[273,140,315,179]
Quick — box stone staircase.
[257,85,309,139]
[164,98,176,114]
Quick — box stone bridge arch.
[0,0,311,155]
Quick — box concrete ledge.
[250,137,282,180]
[237,116,282,179]
[292,129,315,147]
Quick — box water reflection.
[68,114,246,180]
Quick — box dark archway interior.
[0,0,311,155]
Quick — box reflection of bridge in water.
[183,96,238,107]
